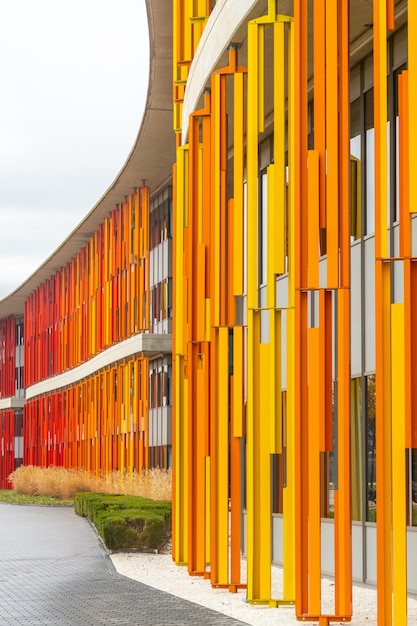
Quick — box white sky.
[0,0,149,299]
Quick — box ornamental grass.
[8,465,172,501]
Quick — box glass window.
[327,384,336,519]
[366,374,376,522]
[272,391,286,514]
[260,170,268,286]
[365,89,375,236]
[350,98,362,240]
[351,378,363,521]
[411,449,417,527]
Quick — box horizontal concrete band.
[0,397,26,410]
[25,333,172,400]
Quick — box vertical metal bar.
[294,0,309,616]
[314,0,326,229]
[409,0,417,214]
[307,327,321,615]
[335,287,351,617]
[273,21,286,276]
[307,151,320,289]
[211,73,221,327]
[374,2,392,624]
[325,0,339,289]
[391,303,407,625]
[284,19,296,601]
[233,71,244,297]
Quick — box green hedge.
[74,492,171,551]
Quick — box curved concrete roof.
[0,0,174,318]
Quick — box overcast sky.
[0,0,149,299]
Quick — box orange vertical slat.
[307,151,319,288]
[325,0,339,289]
[307,327,321,616]
[294,0,310,616]
[314,0,326,229]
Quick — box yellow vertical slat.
[247,21,259,311]
[391,303,407,625]
[409,1,417,213]
[273,20,286,277]
[267,164,276,309]
[247,311,272,603]
[258,340,272,598]
[374,2,392,624]
[173,146,188,566]
[270,310,282,455]
[374,0,389,257]
[257,25,265,133]
[175,147,187,356]
[375,261,392,625]
[211,73,221,327]
[246,309,256,601]
[217,326,229,584]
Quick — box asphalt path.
[0,503,248,625]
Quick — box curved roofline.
[0,0,174,318]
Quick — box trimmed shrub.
[74,492,171,552]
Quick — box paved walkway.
[0,503,248,625]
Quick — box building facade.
[1,1,416,624]
[0,1,175,483]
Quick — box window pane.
[412,450,417,527]
[351,378,363,521]
[366,374,376,522]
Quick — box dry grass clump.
[9,466,93,500]
[95,468,172,501]
[8,466,172,501]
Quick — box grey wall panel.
[150,249,156,288]
[276,275,288,309]
[168,239,172,275]
[163,239,169,278]
[272,515,283,565]
[393,259,404,304]
[159,244,163,283]
[157,408,162,446]
[148,409,154,446]
[365,524,377,585]
[166,406,172,445]
[351,242,362,377]
[321,520,335,576]
[352,522,364,582]
[407,529,417,593]
[14,436,23,459]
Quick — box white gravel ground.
[111,551,417,625]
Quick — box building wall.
[0,317,24,486]
[172,1,417,624]
[0,180,174,484]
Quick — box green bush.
[74,492,171,551]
